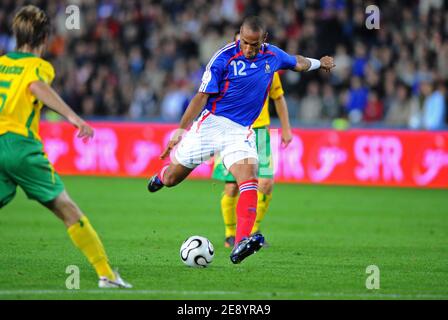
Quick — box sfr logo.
[354,136,403,182]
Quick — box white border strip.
[0,289,446,299]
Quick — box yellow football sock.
[251,191,273,234]
[67,216,115,280]
[221,193,238,238]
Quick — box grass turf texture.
[0,176,447,300]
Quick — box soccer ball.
[180,235,214,267]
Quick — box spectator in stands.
[321,84,340,119]
[299,81,322,124]
[364,91,384,123]
[384,82,417,128]
[422,81,446,130]
[346,76,368,124]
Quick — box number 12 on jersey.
[230,60,247,76]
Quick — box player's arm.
[179,92,210,130]
[160,92,209,160]
[273,95,293,147]
[29,81,93,139]
[294,55,335,73]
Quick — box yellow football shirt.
[0,52,55,141]
[252,71,284,128]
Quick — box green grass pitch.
[0,176,447,300]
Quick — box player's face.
[239,26,265,59]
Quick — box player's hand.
[75,120,94,140]
[160,128,184,160]
[320,56,335,72]
[281,128,293,148]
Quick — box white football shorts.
[174,110,258,170]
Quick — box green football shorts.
[0,132,64,208]
[212,126,273,182]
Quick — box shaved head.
[241,16,266,34]
[239,16,267,59]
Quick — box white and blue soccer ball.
[180,235,214,267]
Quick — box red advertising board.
[40,121,448,188]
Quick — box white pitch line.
[0,289,446,299]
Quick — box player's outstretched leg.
[148,163,193,193]
[228,158,266,263]
[44,190,132,288]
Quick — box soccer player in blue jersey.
[148,16,335,264]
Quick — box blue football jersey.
[199,40,297,126]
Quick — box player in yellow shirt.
[212,33,293,248]
[0,5,131,288]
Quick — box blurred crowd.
[0,0,447,129]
